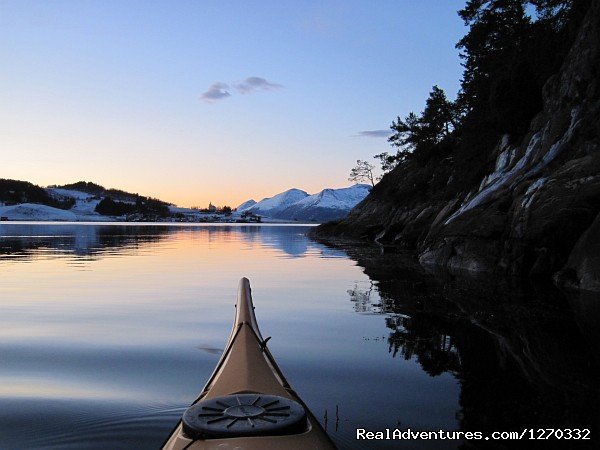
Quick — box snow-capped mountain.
[236,199,257,212]
[277,184,371,222]
[238,184,371,222]
[246,189,308,216]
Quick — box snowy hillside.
[236,199,257,212]
[1,178,369,223]
[277,184,371,222]
[0,203,78,221]
[1,185,135,222]
[236,185,371,222]
[291,184,371,211]
[48,188,102,216]
[247,189,308,216]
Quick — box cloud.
[354,130,392,138]
[200,82,231,103]
[234,77,283,94]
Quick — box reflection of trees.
[347,282,377,313]
[328,239,600,438]
[0,224,172,260]
[386,314,460,377]
[347,279,462,376]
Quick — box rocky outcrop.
[556,211,600,291]
[314,2,600,291]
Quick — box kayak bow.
[162,278,336,449]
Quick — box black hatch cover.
[182,393,307,439]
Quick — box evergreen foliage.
[380,85,457,171]
[52,181,173,206]
[0,179,75,209]
[375,0,589,184]
[95,197,135,216]
[95,195,170,217]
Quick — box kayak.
[162,277,336,449]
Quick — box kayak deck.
[162,278,336,450]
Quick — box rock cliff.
[314,2,600,292]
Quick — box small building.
[208,202,217,213]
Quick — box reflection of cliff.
[0,224,171,260]
[337,242,600,441]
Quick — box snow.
[445,131,542,225]
[236,199,257,212]
[1,184,369,223]
[526,107,581,177]
[236,185,370,221]
[444,107,581,226]
[494,134,512,171]
[46,188,109,220]
[521,177,547,209]
[48,188,95,201]
[291,184,371,210]
[169,206,200,214]
[248,189,309,215]
[0,203,78,221]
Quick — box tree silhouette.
[382,86,456,169]
[349,160,376,186]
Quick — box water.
[0,223,598,449]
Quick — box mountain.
[236,199,257,212]
[277,184,371,222]
[237,185,371,222]
[246,189,308,216]
[313,2,600,292]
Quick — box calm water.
[0,223,598,449]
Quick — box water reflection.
[335,242,600,444]
[385,315,460,377]
[0,223,171,260]
[0,223,346,261]
[0,224,598,449]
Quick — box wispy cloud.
[234,77,283,94]
[354,130,391,138]
[200,82,231,103]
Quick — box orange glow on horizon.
[17,173,354,209]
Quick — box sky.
[1,0,467,208]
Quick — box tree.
[374,152,401,175]
[388,112,423,155]
[420,85,457,140]
[95,197,135,216]
[349,160,376,187]
[380,86,457,171]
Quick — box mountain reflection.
[336,242,600,442]
[0,224,345,261]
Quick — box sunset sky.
[1,0,466,208]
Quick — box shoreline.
[0,221,319,226]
